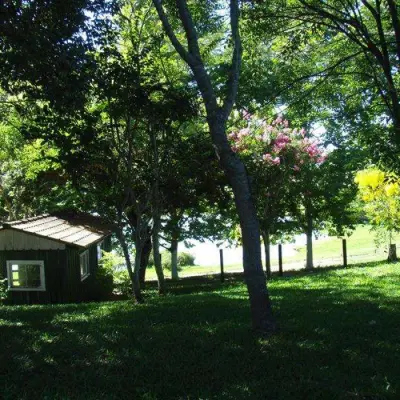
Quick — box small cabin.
[0,212,112,305]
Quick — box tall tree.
[245,0,400,168]
[152,0,275,334]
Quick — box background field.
[148,225,397,279]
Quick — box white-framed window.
[80,250,90,281]
[97,241,104,261]
[7,260,45,291]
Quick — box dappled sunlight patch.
[0,319,25,327]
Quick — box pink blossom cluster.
[262,153,280,165]
[301,138,327,164]
[229,114,327,170]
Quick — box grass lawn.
[152,225,398,279]
[1,262,399,399]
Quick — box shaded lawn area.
[1,262,399,399]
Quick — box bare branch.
[222,0,242,119]
[152,0,193,65]
[386,0,400,63]
[175,0,202,58]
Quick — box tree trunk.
[171,238,179,280]
[261,230,271,279]
[139,237,152,287]
[118,231,143,303]
[152,214,167,295]
[152,0,275,335]
[305,205,314,270]
[133,244,144,303]
[210,118,276,334]
[388,243,397,262]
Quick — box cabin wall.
[1,234,113,305]
[66,241,103,302]
[0,250,67,304]
[0,230,65,250]
[102,236,112,252]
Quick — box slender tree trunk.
[152,214,167,295]
[388,232,397,261]
[133,243,144,302]
[210,118,276,334]
[149,122,166,295]
[305,205,314,270]
[388,244,397,261]
[118,231,143,303]
[170,238,179,280]
[261,230,271,279]
[139,236,152,287]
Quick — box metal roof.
[1,212,113,248]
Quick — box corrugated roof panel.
[1,213,112,248]
[75,233,103,247]
[11,216,59,229]
[57,230,98,245]
[22,220,68,235]
[43,226,85,240]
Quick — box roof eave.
[0,226,110,249]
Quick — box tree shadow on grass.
[0,266,399,399]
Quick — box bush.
[113,270,132,297]
[98,251,127,297]
[91,265,114,300]
[0,277,8,303]
[161,251,195,271]
[178,252,195,266]
[162,256,178,272]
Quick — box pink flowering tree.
[229,114,327,274]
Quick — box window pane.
[80,251,89,278]
[10,263,42,288]
[25,264,41,287]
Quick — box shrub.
[161,251,195,271]
[162,256,177,271]
[0,277,8,303]
[99,251,127,297]
[91,265,114,300]
[178,252,195,266]
[113,270,132,297]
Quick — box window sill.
[8,287,46,292]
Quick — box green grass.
[1,262,400,399]
[151,225,398,279]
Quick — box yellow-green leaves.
[355,167,400,238]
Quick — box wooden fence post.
[278,244,283,276]
[219,249,224,283]
[342,239,347,268]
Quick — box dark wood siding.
[68,242,103,302]
[1,234,113,305]
[0,250,67,304]
[102,235,112,252]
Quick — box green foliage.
[160,250,196,271]
[178,252,195,267]
[0,277,8,303]
[99,251,129,296]
[112,270,132,298]
[355,167,400,251]
[161,256,174,272]
[90,265,114,301]
[99,251,125,271]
